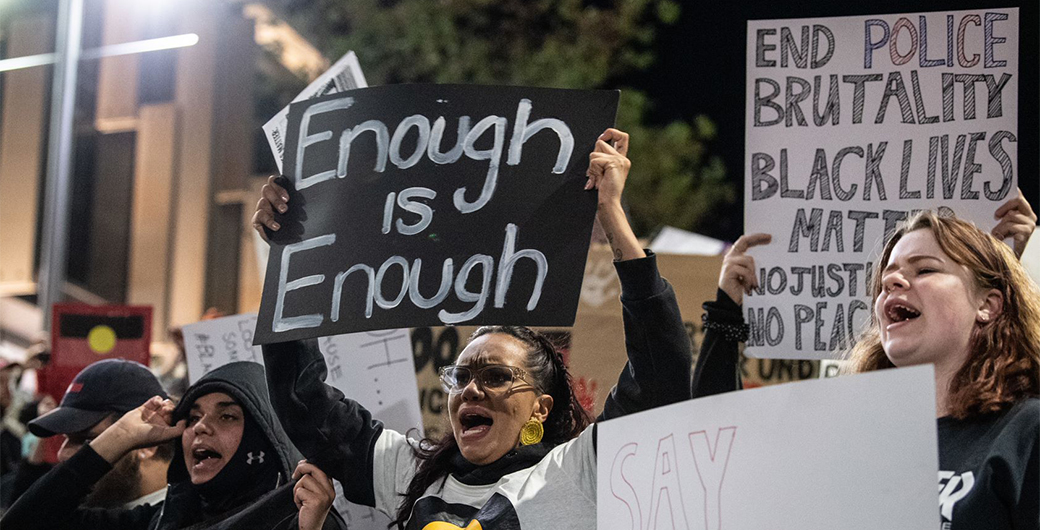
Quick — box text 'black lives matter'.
[254,84,619,344]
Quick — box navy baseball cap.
[29,359,168,437]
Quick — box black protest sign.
[254,84,619,344]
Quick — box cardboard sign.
[597,365,939,530]
[745,9,1019,358]
[183,314,422,528]
[255,85,619,344]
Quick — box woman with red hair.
[694,193,1038,529]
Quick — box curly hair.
[847,211,1040,419]
[389,326,592,529]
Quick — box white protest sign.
[597,365,939,530]
[263,51,368,172]
[745,9,1019,358]
[182,315,421,529]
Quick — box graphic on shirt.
[410,493,521,530]
[938,470,975,524]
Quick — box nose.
[57,437,79,463]
[460,377,485,401]
[882,270,908,293]
[192,416,212,435]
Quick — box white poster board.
[597,365,939,530]
[745,9,1019,358]
[183,314,421,529]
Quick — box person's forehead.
[191,391,240,410]
[457,334,528,367]
[890,230,945,261]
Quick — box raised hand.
[719,234,772,306]
[586,128,631,207]
[89,396,185,464]
[252,175,291,243]
[992,188,1036,258]
[293,460,336,530]
[586,128,643,262]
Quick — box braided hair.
[389,326,592,528]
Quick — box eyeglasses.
[438,364,541,394]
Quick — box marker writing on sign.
[294,98,575,214]
[272,223,547,332]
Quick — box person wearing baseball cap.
[24,359,175,509]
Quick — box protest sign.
[254,84,619,344]
[183,314,423,530]
[597,365,939,530]
[745,9,1019,358]
[263,51,368,172]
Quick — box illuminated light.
[0,33,199,72]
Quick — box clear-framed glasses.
[438,364,541,394]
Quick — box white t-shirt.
[372,426,597,529]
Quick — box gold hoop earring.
[520,419,544,445]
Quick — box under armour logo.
[246,451,265,465]
[938,470,975,521]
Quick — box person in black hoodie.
[1,361,346,530]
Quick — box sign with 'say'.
[255,85,619,344]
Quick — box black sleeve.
[0,445,157,530]
[691,289,744,398]
[8,458,51,505]
[262,339,384,507]
[597,252,693,422]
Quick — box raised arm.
[586,129,692,422]
[254,177,386,507]
[692,234,770,398]
[0,397,182,530]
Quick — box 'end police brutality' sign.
[255,85,618,344]
[745,9,1018,358]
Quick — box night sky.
[629,0,1038,241]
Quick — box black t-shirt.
[937,398,1039,530]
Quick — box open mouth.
[885,302,921,324]
[191,447,223,465]
[459,412,493,434]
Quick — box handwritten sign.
[254,84,619,344]
[597,365,939,530]
[745,9,1019,358]
[183,315,423,529]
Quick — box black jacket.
[695,290,1039,530]
[1,361,346,530]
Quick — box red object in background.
[37,304,152,463]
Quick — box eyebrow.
[883,254,944,274]
[190,401,242,411]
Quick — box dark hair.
[848,211,1040,418]
[389,326,592,528]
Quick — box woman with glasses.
[254,128,694,529]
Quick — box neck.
[933,361,960,418]
[138,456,171,498]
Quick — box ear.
[531,394,554,423]
[976,288,1004,323]
[136,446,158,461]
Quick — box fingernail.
[271,222,280,230]
[278,204,287,213]
[281,195,289,203]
